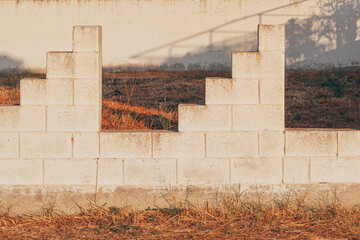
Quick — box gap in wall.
[0,68,359,130]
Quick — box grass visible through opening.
[0,68,360,130]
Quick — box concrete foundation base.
[2,183,360,215]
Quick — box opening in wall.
[1,67,359,130]
[0,70,45,105]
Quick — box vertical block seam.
[257,131,260,158]
[122,159,125,185]
[284,131,286,156]
[42,159,45,188]
[281,157,284,184]
[98,132,101,158]
[18,132,20,158]
[204,133,207,158]
[45,106,48,132]
[308,157,311,183]
[71,133,74,158]
[71,79,75,105]
[258,78,261,104]
[230,105,233,131]
[151,133,154,159]
[229,158,231,184]
[336,131,339,157]
[95,158,99,201]
[176,159,178,185]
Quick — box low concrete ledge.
[2,183,360,215]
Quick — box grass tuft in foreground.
[1,188,360,239]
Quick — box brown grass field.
[1,68,360,130]
[1,68,360,238]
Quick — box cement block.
[258,25,285,52]
[260,131,284,157]
[232,51,284,79]
[47,106,99,132]
[44,159,97,185]
[124,159,176,185]
[178,104,231,131]
[285,131,337,157]
[259,77,284,104]
[98,159,123,186]
[47,52,99,79]
[0,133,18,158]
[284,157,309,184]
[205,77,258,104]
[338,131,360,156]
[74,79,100,105]
[73,133,99,158]
[0,106,45,132]
[73,26,102,52]
[231,158,282,184]
[20,78,73,105]
[0,159,42,185]
[206,132,258,158]
[233,105,284,130]
[153,132,205,158]
[178,158,229,185]
[20,133,72,158]
[311,157,360,183]
[100,132,151,158]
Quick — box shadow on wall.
[287,0,360,68]
[0,55,24,87]
[160,32,257,72]
[0,55,22,71]
[0,56,45,88]
[120,0,309,72]
[121,0,359,71]
[1,0,358,72]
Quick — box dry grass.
[0,86,19,105]
[1,188,360,239]
[2,68,359,130]
[101,99,177,130]
[286,68,360,129]
[0,86,178,131]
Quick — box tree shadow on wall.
[286,0,360,68]
[104,31,257,72]
[168,0,360,70]
[0,55,23,87]
[285,0,360,129]
[123,1,310,72]
[0,55,22,71]
[120,0,360,71]
[160,32,257,72]
[0,55,44,88]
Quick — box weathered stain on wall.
[1,0,359,71]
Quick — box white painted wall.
[0,0,359,71]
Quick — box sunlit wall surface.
[0,0,359,71]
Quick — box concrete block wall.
[0,26,102,189]
[1,24,360,194]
